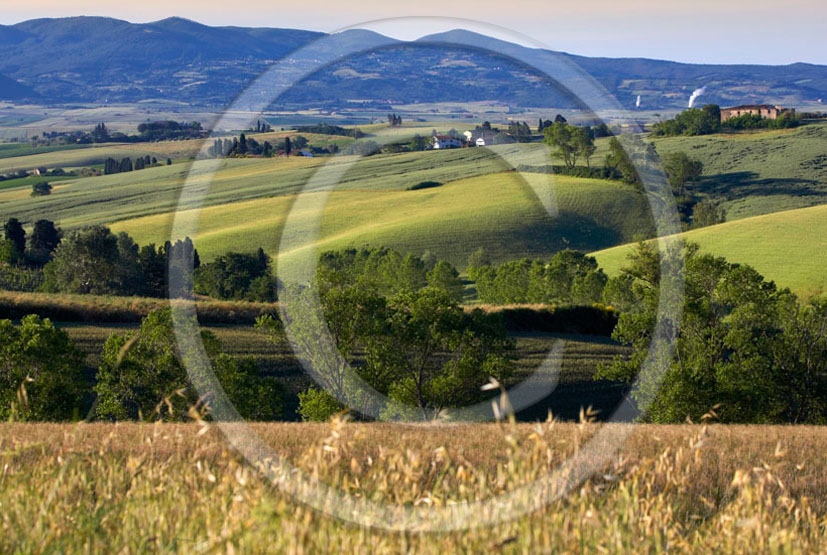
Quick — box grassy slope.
[0,144,557,227]
[592,204,827,298]
[108,172,652,267]
[651,122,827,220]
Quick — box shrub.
[407,181,443,191]
[30,182,52,196]
[297,388,344,421]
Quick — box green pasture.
[108,171,651,269]
[592,203,827,299]
[650,121,827,220]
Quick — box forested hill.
[1,17,825,109]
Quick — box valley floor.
[1,422,825,552]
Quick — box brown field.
[1,421,825,552]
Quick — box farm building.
[720,104,794,122]
[431,135,463,149]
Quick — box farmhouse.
[720,104,794,122]
[431,135,463,149]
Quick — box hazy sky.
[3,0,826,65]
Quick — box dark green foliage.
[516,164,621,180]
[373,288,514,419]
[407,180,442,191]
[3,217,26,261]
[42,226,199,298]
[495,305,617,336]
[597,242,827,424]
[471,249,608,306]
[0,315,87,421]
[136,120,204,141]
[95,309,283,421]
[317,247,462,299]
[426,260,464,302]
[194,248,276,301]
[30,181,52,196]
[691,200,726,228]
[722,112,800,130]
[662,152,703,196]
[43,225,133,295]
[651,104,721,136]
[543,122,596,168]
[294,124,364,138]
[297,388,344,421]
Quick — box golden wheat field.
[1,420,825,552]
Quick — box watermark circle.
[169,16,685,531]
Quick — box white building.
[432,135,463,149]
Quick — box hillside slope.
[109,172,652,268]
[592,204,827,298]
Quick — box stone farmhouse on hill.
[720,104,795,122]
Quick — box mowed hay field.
[1,422,825,552]
[109,172,652,268]
[592,203,827,298]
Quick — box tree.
[43,225,139,295]
[284,136,292,156]
[691,200,726,228]
[95,309,283,421]
[662,152,704,196]
[194,250,274,301]
[596,242,827,424]
[543,122,594,169]
[91,122,110,142]
[467,247,491,274]
[0,315,87,421]
[605,137,641,185]
[427,260,465,302]
[29,220,61,257]
[368,288,514,420]
[4,217,26,260]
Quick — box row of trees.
[1,218,61,268]
[651,104,800,137]
[469,249,608,306]
[103,155,166,175]
[205,134,320,158]
[41,225,200,298]
[1,310,283,422]
[194,248,277,302]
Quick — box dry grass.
[1,420,824,552]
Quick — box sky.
[3,0,826,65]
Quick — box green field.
[592,203,827,298]
[108,171,651,268]
[650,122,827,220]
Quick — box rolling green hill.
[651,122,827,221]
[109,172,652,269]
[592,204,827,298]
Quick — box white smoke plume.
[636,95,641,108]
[688,87,707,108]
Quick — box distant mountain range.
[0,16,825,111]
